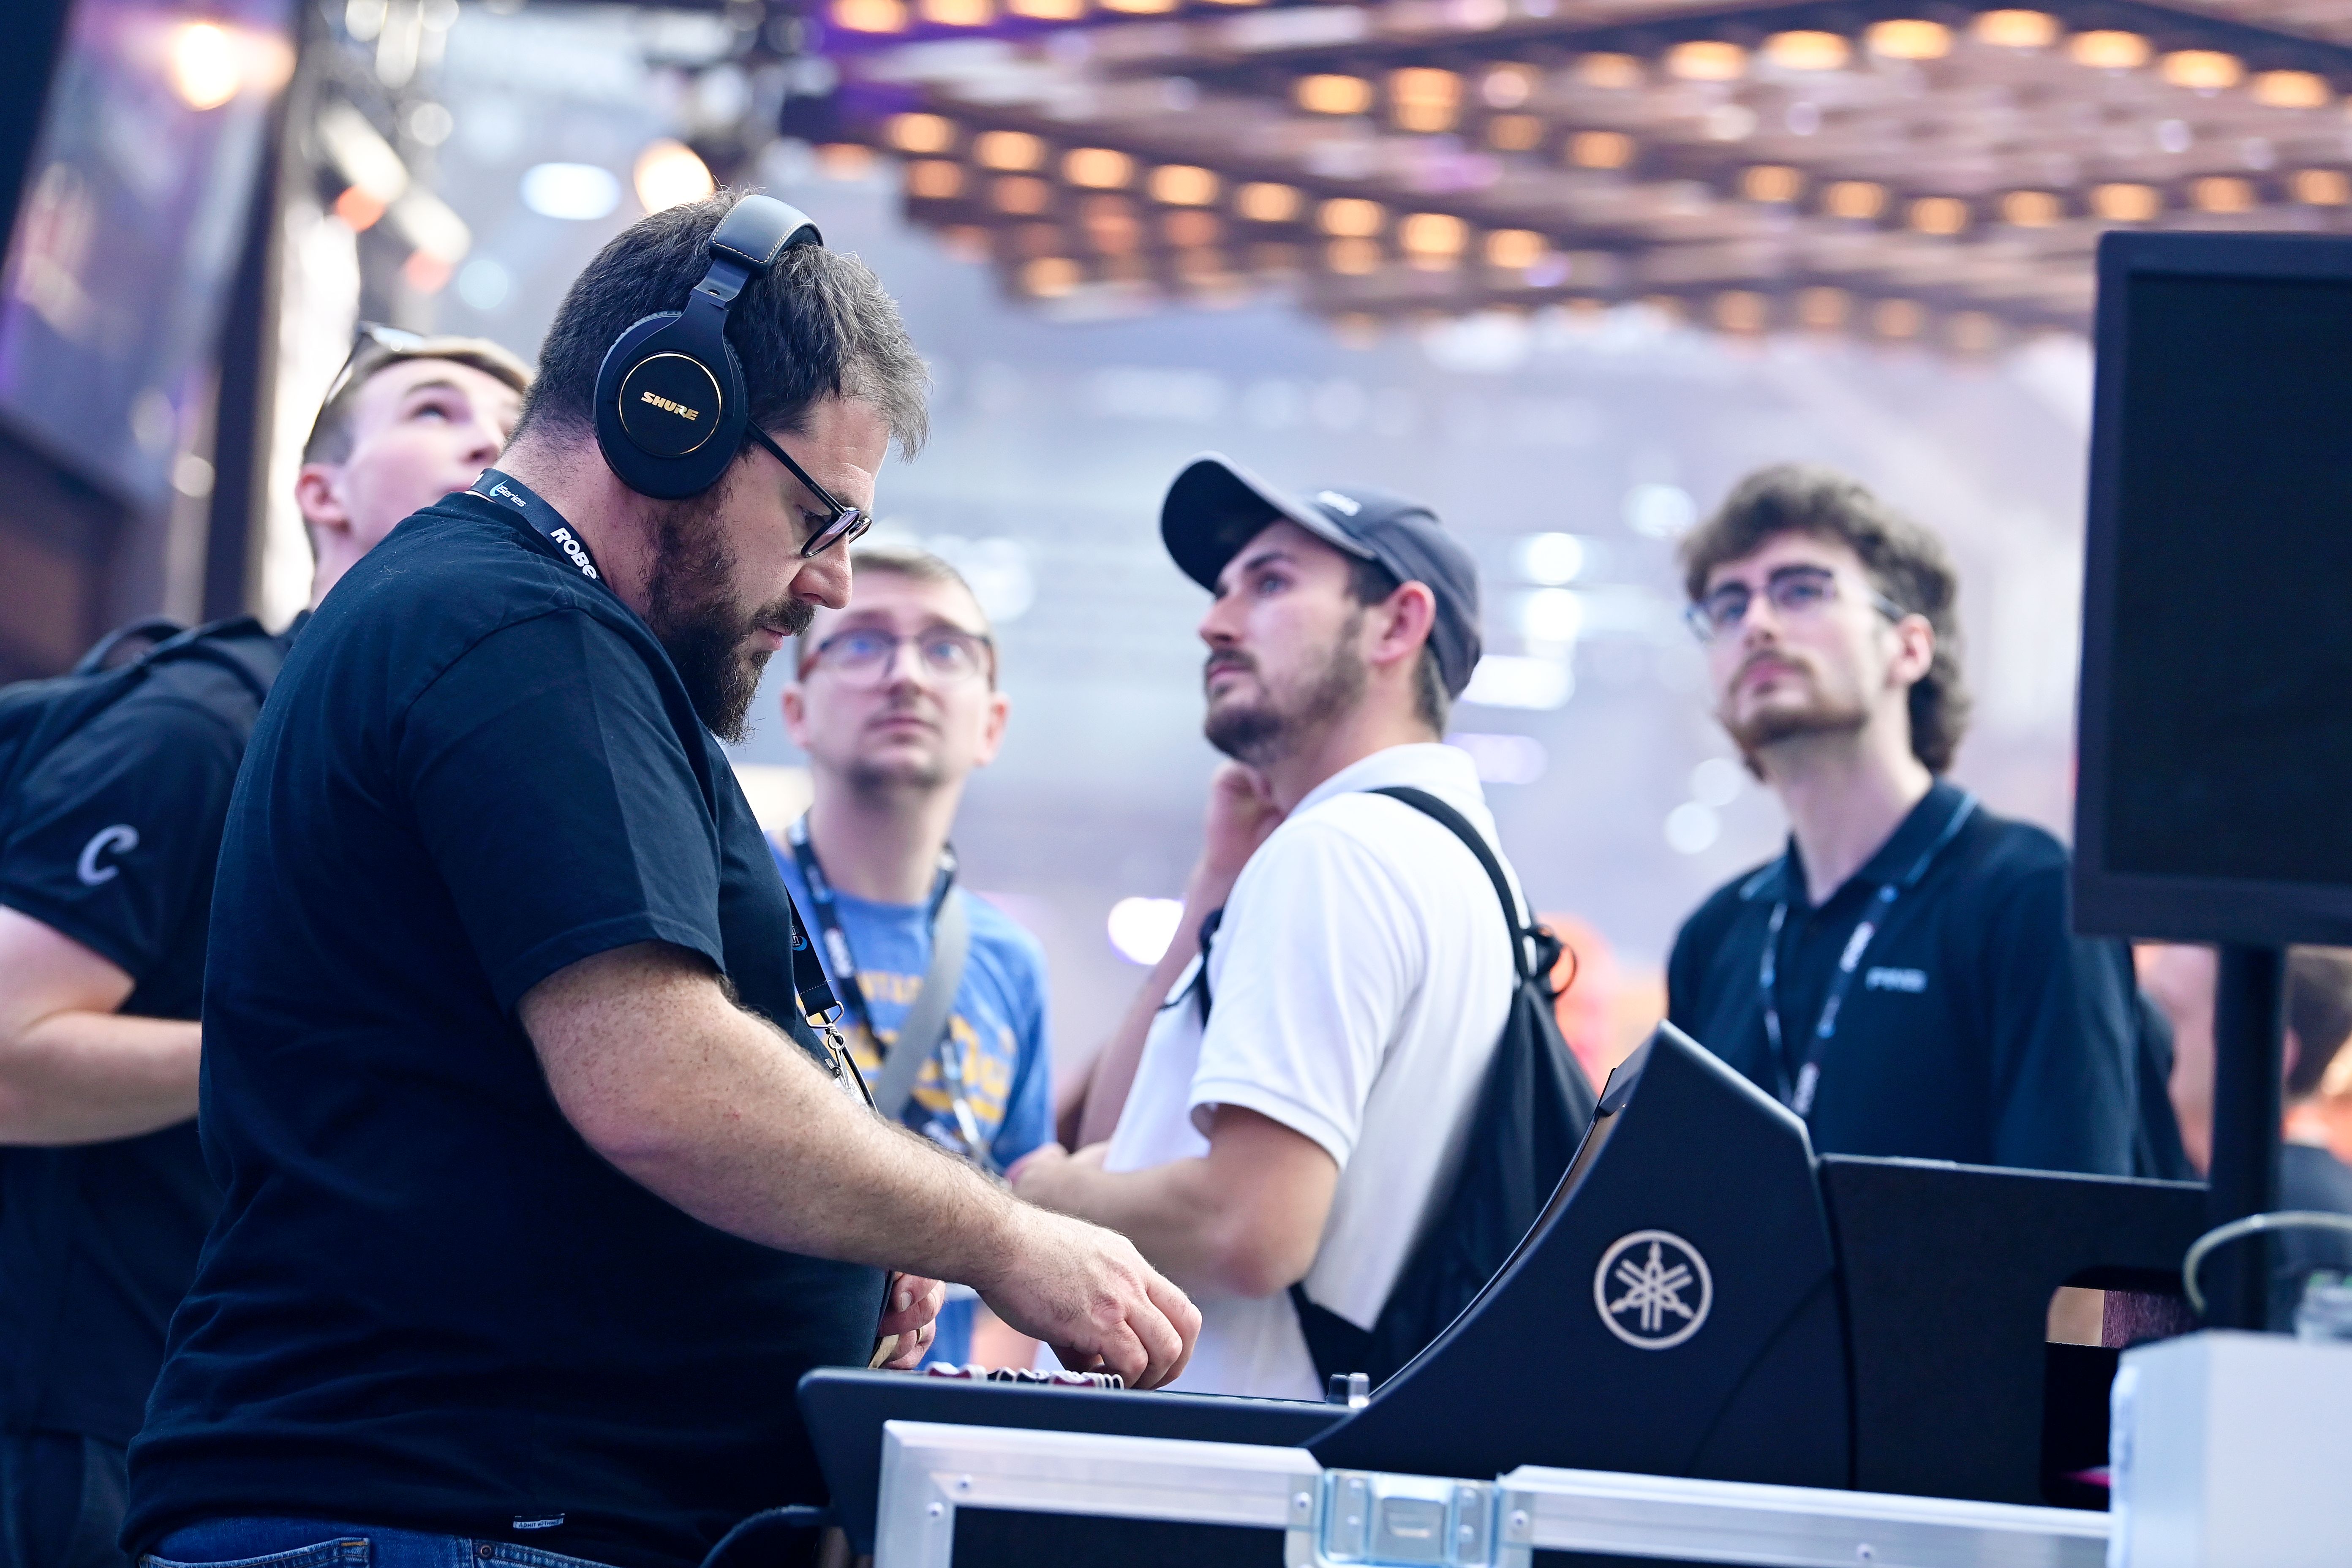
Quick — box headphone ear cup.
[594,311,749,500]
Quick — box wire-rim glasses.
[802,625,995,686]
[1685,564,1909,643]
[746,426,871,558]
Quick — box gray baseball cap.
[1160,452,1484,697]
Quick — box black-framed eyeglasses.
[746,426,871,558]
[802,625,995,686]
[1685,564,1908,642]
[306,321,427,449]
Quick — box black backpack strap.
[71,616,187,675]
[1367,785,1534,982]
[149,616,284,708]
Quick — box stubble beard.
[645,492,813,743]
[1717,656,1870,760]
[1203,611,1369,768]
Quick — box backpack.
[0,616,286,811]
[1277,784,1598,1390]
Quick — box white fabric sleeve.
[1185,818,1418,1169]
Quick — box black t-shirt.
[0,651,264,1445]
[2275,1142,2352,1323]
[1666,781,2144,1176]
[123,486,886,1567]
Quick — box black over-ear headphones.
[593,196,824,499]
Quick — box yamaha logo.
[639,389,701,422]
[1594,1230,1712,1350]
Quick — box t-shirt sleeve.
[1186,821,1415,1168]
[398,610,727,1012]
[1979,861,2140,1176]
[987,922,1055,1171]
[0,695,244,983]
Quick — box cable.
[695,1505,830,1568]
[2181,1210,2352,1318]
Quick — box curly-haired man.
[1665,464,2164,1176]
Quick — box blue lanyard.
[1759,792,1978,1118]
[470,469,610,592]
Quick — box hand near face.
[1197,762,1285,892]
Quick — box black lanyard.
[471,469,610,591]
[1760,792,1978,1119]
[472,470,847,1034]
[784,814,956,1040]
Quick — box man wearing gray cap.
[1015,454,1526,1398]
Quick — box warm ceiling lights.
[905,160,964,200]
[1567,130,1634,169]
[1391,68,1462,133]
[2001,190,2063,226]
[1488,115,1544,152]
[2161,51,2243,91]
[1973,9,2056,48]
[992,176,1053,214]
[1149,165,1219,205]
[1297,74,1374,115]
[1063,147,1134,189]
[1715,291,1767,334]
[1796,286,1848,329]
[1236,181,1302,222]
[1164,210,1220,247]
[1908,195,1968,234]
[919,0,991,25]
[2091,183,2161,220]
[2293,169,2352,205]
[975,130,1046,171]
[1741,165,1802,202]
[1874,299,1924,339]
[1328,238,1381,274]
[1764,31,1848,72]
[887,113,957,154]
[1022,256,1082,297]
[2070,31,2151,71]
[1866,21,1951,61]
[832,0,909,32]
[1665,41,1747,82]
[1485,229,1546,269]
[1578,53,1643,89]
[1007,0,1084,15]
[1482,63,1538,108]
[2192,175,2255,212]
[1098,0,1176,13]
[633,139,714,213]
[1319,197,1386,237]
[1399,212,1466,268]
[1822,180,1886,219]
[2252,70,2331,109]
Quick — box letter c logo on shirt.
[77,824,139,886]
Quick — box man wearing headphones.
[0,328,524,1568]
[123,196,1195,1567]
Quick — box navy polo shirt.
[1667,781,2144,1176]
[123,487,886,1567]
[0,645,275,1446]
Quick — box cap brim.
[1160,454,1374,591]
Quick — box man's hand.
[1197,762,1285,893]
[972,1203,1200,1389]
[1006,1140,1103,1211]
[877,1273,946,1369]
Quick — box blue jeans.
[143,1522,625,1568]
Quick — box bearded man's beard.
[1204,612,1368,767]
[1717,657,1868,759]
[644,493,813,743]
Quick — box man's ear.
[295,463,352,542]
[971,689,1011,770]
[1369,580,1437,675]
[1888,612,1936,689]
[780,679,810,748]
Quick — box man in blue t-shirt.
[775,542,1052,1368]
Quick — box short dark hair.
[1347,555,1449,735]
[1680,464,1971,774]
[512,191,928,457]
[302,337,534,466]
[2287,947,2352,1102]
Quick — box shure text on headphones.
[640,390,701,421]
[548,527,601,580]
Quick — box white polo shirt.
[1103,742,1521,1399]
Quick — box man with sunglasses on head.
[125,196,1194,1568]
[776,542,1053,1371]
[0,325,525,1568]
[1666,464,2156,1176]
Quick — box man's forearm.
[1032,1157,1239,1294]
[528,946,1027,1290]
[1075,930,1202,1148]
[0,1012,202,1145]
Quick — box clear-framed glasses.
[804,625,994,686]
[305,321,427,449]
[1684,564,1908,642]
[746,427,871,558]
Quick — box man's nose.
[1198,593,1242,648]
[799,547,852,611]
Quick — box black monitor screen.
[2100,270,2352,893]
